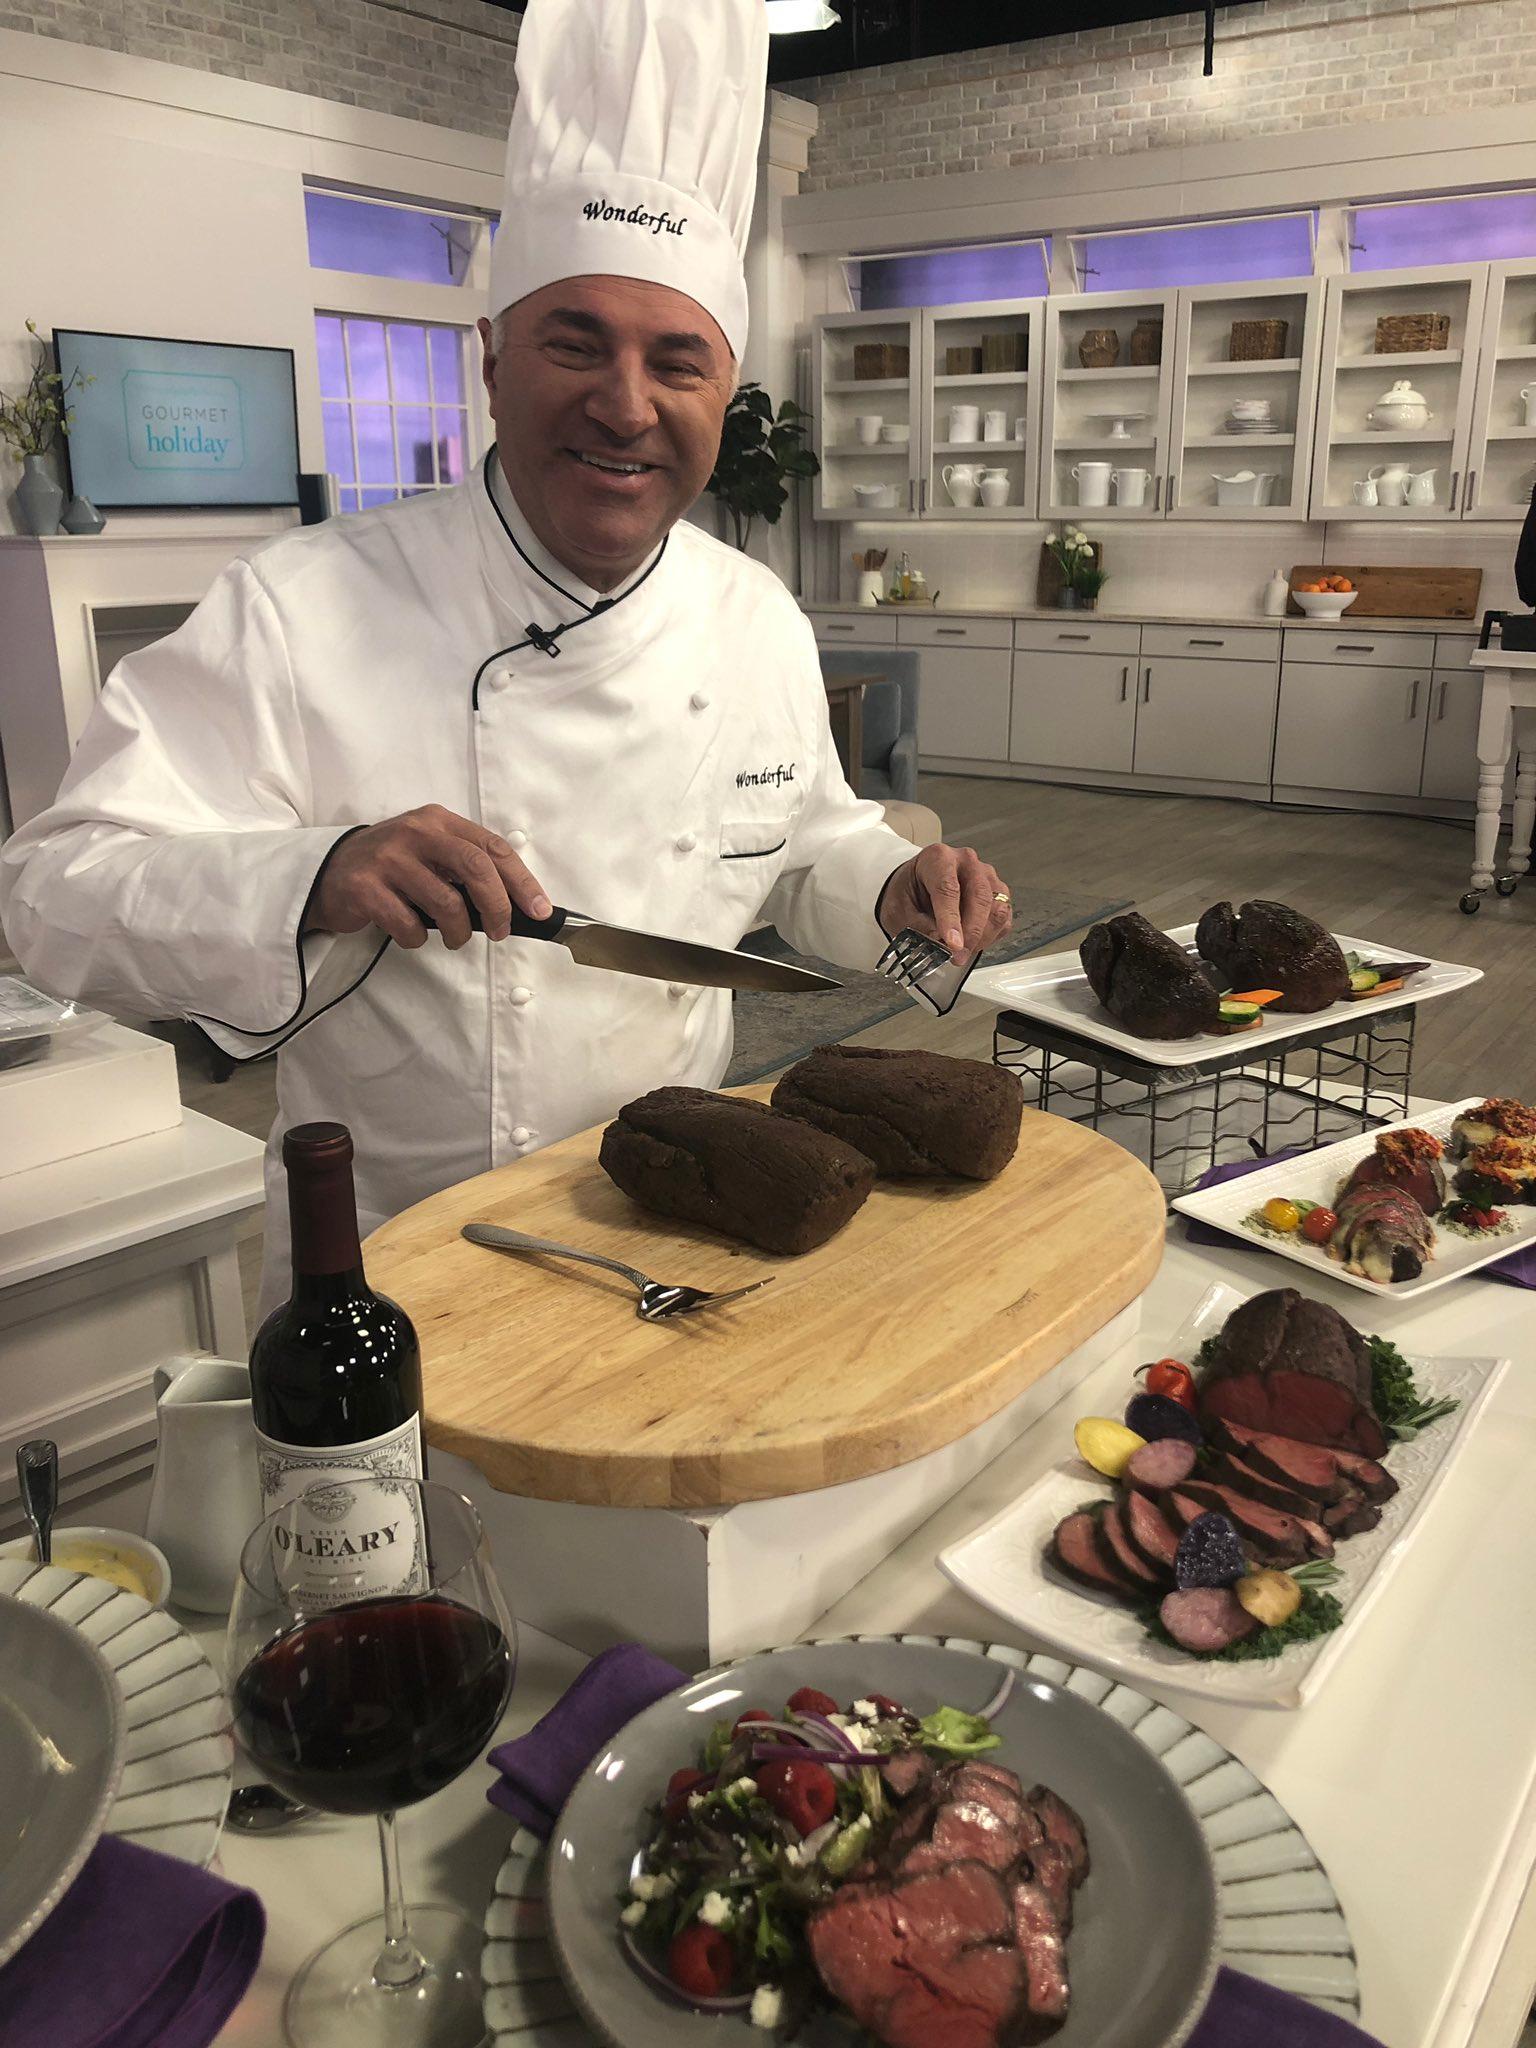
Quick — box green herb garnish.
[1141,1585,1345,1662]
[1368,1334,1459,1439]
[916,1706,1002,1757]
[1193,1335,1221,1376]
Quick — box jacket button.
[511,1125,531,1145]
[675,831,697,853]
[690,691,710,711]
[507,830,528,849]
[667,982,684,999]
[509,986,533,1005]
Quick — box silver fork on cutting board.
[461,1223,774,1322]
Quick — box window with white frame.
[317,315,476,512]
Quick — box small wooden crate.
[1230,317,1289,361]
[1128,319,1164,367]
[1375,312,1451,354]
[853,341,910,380]
[981,331,1028,373]
[945,344,984,376]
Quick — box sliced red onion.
[799,1819,839,1860]
[794,1709,862,1754]
[749,1742,852,1768]
[978,1667,1017,1721]
[619,1928,752,2013]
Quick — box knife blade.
[430,893,842,994]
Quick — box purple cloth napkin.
[0,1833,264,2048]
[486,1644,1384,2047]
[1183,1148,1536,1288]
[486,1641,684,1835]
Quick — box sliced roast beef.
[1050,1510,1139,1602]
[882,1749,935,1802]
[897,1787,1031,1877]
[1159,1586,1259,1654]
[1124,1437,1199,1495]
[1025,1838,1076,1928]
[1123,1487,1182,1571]
[1027,1786,1090,1890]
[808,1862,1024,2048]
[1010,1875,1070,2028]
[1176,1480,1325,1568]
[1097,1501,1168,1590]
[1210,1451,1328,1519]
[1327,1446,1399,1503]
[1203,1418,1352,1502]
[1199,1367,1388,1459]
[1199,1288,1375,1407]
[1163,1489,1212,1533]
[1321,1497,1383,1537]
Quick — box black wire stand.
[992,1005,1418,1198]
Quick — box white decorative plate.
[964,924,1481,1068]
[482,1637,1361,2042]
[0,1560,233,1868]
[1172,1099,1529,1298]
[938,1284,1506,1710]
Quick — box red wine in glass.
[233,1594,514,1816]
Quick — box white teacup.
[854,415,883,445]
[1072,461,1113,508]
[948,404,981,444]
[1112,467,1150,507]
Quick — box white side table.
[1466,641,1536,912]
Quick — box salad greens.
[914,1706,1001,1758]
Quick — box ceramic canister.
[947,404,981,443]
[1072,461,1113,507]
[1112,468,1150,507]
[982,409,1008,442]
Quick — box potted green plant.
[1,321,91,535]
[1043,526,1106,610]
[706,383,819,552]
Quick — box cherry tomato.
[1301,1206,1337,1245]
[1262,1197,1301,1233]
[662,1767,713,1825]
[1137,1359,1198,1411]
[786,1686,840,1719]
[755,1757,838,1836]
[667,1924,736,1999]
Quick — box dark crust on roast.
[771,1045,1024,1181]
[598,1087,875,1254]
[1194,899,1350,1013]
[1079,912,1221,1039]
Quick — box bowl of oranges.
[1291,574,1357,619]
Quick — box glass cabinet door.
[1167,278,1323,522]
[810,310,923,521]
[919,300,1041,519]
[1463,257,1536,521]
[1040,289,1179,523]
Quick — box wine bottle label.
[255,1415,427,1608]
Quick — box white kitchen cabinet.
[1167,278,1324,522]
[1418,669,1518,808]
[914,646,1013,762]
[1040,289,1179,524]
[920,301,1043,520]
[1308,267,1488,520]
[1010,648,1138,773]
[1463,256,1536,521]
[810,309,924,521]
[1132,655,1279,785]
[1273,661,1430,797]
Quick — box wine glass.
[228,1478,516,2048]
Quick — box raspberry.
[755,1757,837,1835]
[667,1923,736,1999]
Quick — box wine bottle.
[250,1123,425,1599]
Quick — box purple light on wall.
[1351,193,1536,270]
[855,242,1050,310]
[305,190,477,285]
[1083,214,1315,291]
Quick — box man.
[0,0,1010,1306]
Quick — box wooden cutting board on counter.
[1287,564,1482,618]
[364,1086,1165,1511]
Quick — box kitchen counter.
[805,600,1479,633]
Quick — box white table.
[204,1229,1536,2048]
[1468,643,1536,907]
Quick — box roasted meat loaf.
[771,1045,1024,1181]
[598,1087,875,1255]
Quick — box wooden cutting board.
[1287,565,1482,619]
[364,1087,1165,1512]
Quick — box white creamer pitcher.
[143,1354,263,1612]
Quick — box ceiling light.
[766,1,840,32]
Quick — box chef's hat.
[488,0,767,363]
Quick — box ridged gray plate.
[482,1636,1360,2043]
[0,1561,233,1869]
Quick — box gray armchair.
[817,647,920,802]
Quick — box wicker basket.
[1229,317,1289,362]
[1374,312,1451,354]
[852,342,910,381]
[945,345,984,376]
[1128,319,1164,367]
[1078,327,1121,369]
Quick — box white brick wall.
[0,0,518,135]
[797,0,1536,192]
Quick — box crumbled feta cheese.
[687,1792,708,1811]
[852,1698,880,1721]
[783,1840,810,1868]
[699,1891,732,1927]
[750,1984,784,2030]
[842,1721,878,1752]
[729,1776,758,1799]
[620,1900,647,1927]
[629,1871,675,1901]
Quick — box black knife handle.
[421,888,567,940]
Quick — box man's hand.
[877,842,1013,961]
[307,806,552,950]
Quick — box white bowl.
[1292,589,1359,619]
[879,424,911,445]
[0,1526,172,1607]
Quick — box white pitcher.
[1404,467,1438,507]
[143,1354,263,1612]
[1368,461,1410,507]
[943,462,982,507]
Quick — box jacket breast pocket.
[719,818,793,861]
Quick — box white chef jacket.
[0,459,913,1307]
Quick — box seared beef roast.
[1194,899,1349,1013]
[1079,912,1221,1039]
[772,1045,1023,1181]
[1196,1288,1388,1457]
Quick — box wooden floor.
[178,775,1532,1324]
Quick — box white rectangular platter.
[938,1284,1508,1710]
[966,925,1481,1068]
[1172,1098,1532,1299]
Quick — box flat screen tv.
[53,328,300,510]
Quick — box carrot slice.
[1229,988,1284,1006]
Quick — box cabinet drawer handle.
[1057,632,1091,641]
[1436,680,1448,721]
[1335,642,1376,653]
[1407,679,1422,720]
[1154,474,1163,512]
[1120,664,1129,702]
[935,627,967,636]
[1143,665,1153,704]
[1466,470,1478,511]
[1188,638,1225,647]
[825,623,855,633]
[1448,470,1460,512]
[1168,470,1178,511]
